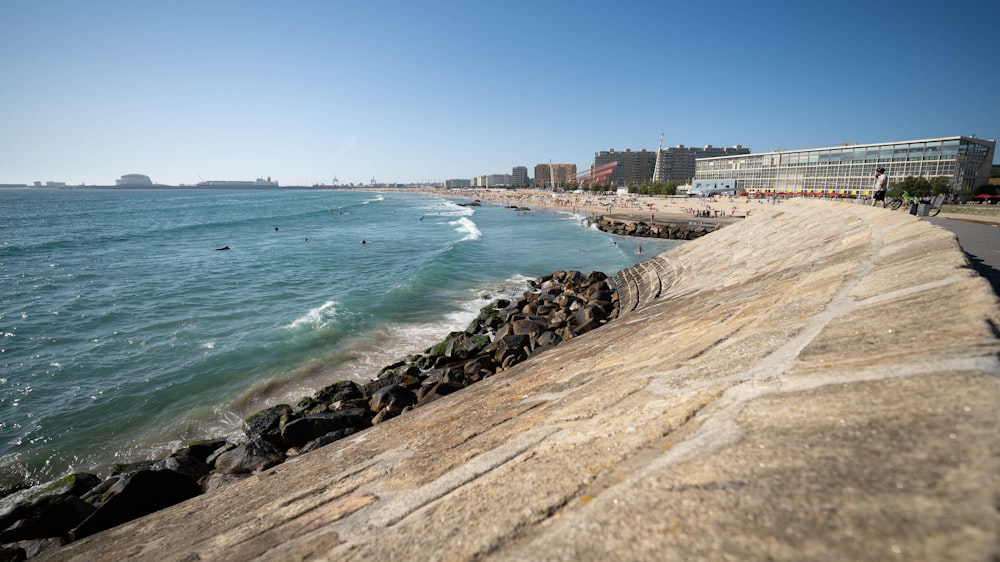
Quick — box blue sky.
[2,0,997,186]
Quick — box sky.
[1,0,998,186]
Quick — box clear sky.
[2,0,998,186]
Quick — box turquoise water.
[0,188,680,487]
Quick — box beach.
[374,187,783,226]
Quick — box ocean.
[0,188,681,488]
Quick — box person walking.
[872,167,889,207]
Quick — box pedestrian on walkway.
[872,167,888,207]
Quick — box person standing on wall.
[871,167,889,207]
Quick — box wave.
[285,300,338,330]
[360,194,384,205]
[450,217,481,242]
[427,199,474,217]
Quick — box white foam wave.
[450,217,481,241]
[361,194,385,205]
[286,300,338,330]
[433,200,475,217]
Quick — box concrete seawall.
[47,199,1000,561]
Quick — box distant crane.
[332,176,339,186]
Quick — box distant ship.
[196,177,279,188]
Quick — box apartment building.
[534,163,577,188]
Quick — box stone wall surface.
[43,199,1000,561]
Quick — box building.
[534,164,577,188]
[693,136,996,197]
[511,166,529,187]
[593,149,655,187]
[473,174,512,188]
[196,177,279,188]
[653,145,750,183]
[116,174,153,186]
[443,178,472,188]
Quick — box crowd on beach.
[416,187,780,223]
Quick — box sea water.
[0,188,680,487]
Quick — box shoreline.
[355,187,779,228]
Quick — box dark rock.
[170,438,229,465]
[280,409,371,449]
[200,473,249,495]
[298,428,358,455]
[205,442,237,467]
[491,334,531,370]
[1,495,94,542]
[535,331,563,348]
[213,438,286,475]
[416,381,463,404]
[369,385,418,415]
[313,380,363,404]
[573,304,607,336]
[154,455,210,483]
[370,408,397,425]
[0,544,26,562]
[329,398,370,412]
[510,318,548,338]
[243,404,294,447]
[110,460,158,477]
[4,537,63,560]
[70,469,201,540]
[444,332,486,360]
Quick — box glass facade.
[694,136,995,196]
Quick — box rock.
[299,428,358,455]
[213,438,286,475]
[4,537,63,559]
[70,469,201,540]
[444,332,487,360]
[0,495,94,542]
[369,385,417,415]
[510,318,548,338]
[243,404,294,447]
[199,473,249,495]
[416,381,463,404]
[153,455,210,483]
[280,409,371,449]
[535,331,563,348]
[170,439,229,465]
[573,304,607,336]
[0,544,26,562]
[313,380,363,404]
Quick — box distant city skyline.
[2,0,997,187]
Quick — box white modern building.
[116,174,154,186]
[693,136,995,196]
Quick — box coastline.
[355,187,777,228]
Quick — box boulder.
[3,537,63,560]
[573,304,607,336]
[369,385,418,415]
[243,404,294,447]
[213,438,286,475]
[70,469,201,540]
[280,409,371,449]
[169,439,229,465]
[0,495,94,542]
[153,455,210,483]
[298,428,358,455]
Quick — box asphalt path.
[924,216,1000,297]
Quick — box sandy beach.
[374,187,787,226]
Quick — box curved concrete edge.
[47,199,1000,561]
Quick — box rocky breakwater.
[595,216,719,240]
[0,270,616,560]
